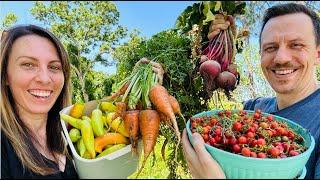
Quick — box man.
[182,3,320,179]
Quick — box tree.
[31,1,127,102]
[238,1,320,38]
[1,13,18,32]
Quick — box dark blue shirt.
[1,133,79,179]
[243,88,320,179]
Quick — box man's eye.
[292,43,303,48]
[264,46,276,52]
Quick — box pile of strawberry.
[190,109,307,158]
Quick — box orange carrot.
[168,95,186,125]
[149,85,181,141]
[113,102,127,120]
[136,109,160,178]
[123,110,140,156]
[102,82,130,102]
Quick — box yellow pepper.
[60,114,82,129]
[91,108,105,137]
[106,112,129,137]
[80,119,96,159]
[70,103,85,118]
[100,102,117,112]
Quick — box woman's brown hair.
[1,25,72,175]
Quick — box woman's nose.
[35,67,51,84]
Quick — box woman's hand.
[207,14,236,41]
[182,129,226,179]
[135,57,164,85]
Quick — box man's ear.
[316,45,320,65]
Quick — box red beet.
[227,64,238,76]
[216,71,237,90]
[199,60,221,81]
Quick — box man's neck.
[276,82,319,110]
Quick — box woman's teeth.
[28,90,52,98]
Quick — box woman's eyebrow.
[15,56,37,62]
[15,56,60,63]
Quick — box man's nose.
[274,46,291,64]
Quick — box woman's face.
[7,35,64,116]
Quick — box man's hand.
[182,129,226,179]
[135,57,164,85]
[207,14,237,41]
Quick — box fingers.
[181,129,203,178]
[192,133,226,179]
[207,30,220,41]
[191,133,215,167]
[136,58,164,85]
[151,62,164,85]
[210,21,230,32]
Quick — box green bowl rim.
[186,109,316,162]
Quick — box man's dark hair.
[259,3,320,46]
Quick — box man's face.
[260,13,320,95]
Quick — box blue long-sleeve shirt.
[243,88,320,179]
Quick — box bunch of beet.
[199,15,239,98]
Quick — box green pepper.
[60,114,82,129]
[80,119,96,159]
[91,108,105,137]
[82,115,91,122]
[76,137,86,157]
[69,128,81,142]
[97,144,127,158]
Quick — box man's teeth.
[29,90,51,97]
[274,69,294,75]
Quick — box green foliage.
[1,13,18,31]
[175,1,246,40]
[113,29,207,178]
[31,1,127,60]
[234,44,275,101]
[113,29,208,118]
[31,1,127,102]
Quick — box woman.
[1,25,78,178]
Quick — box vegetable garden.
[2,1,319,179]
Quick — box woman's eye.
[49,65,61,71]
[22,63,34,68]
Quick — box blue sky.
[0,1,196,75]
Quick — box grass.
[127,135,192,179]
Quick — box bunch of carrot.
[105,62,185,177]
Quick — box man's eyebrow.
[261,42,277,48]
[288,38,304,42]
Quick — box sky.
[0,1,196,75]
